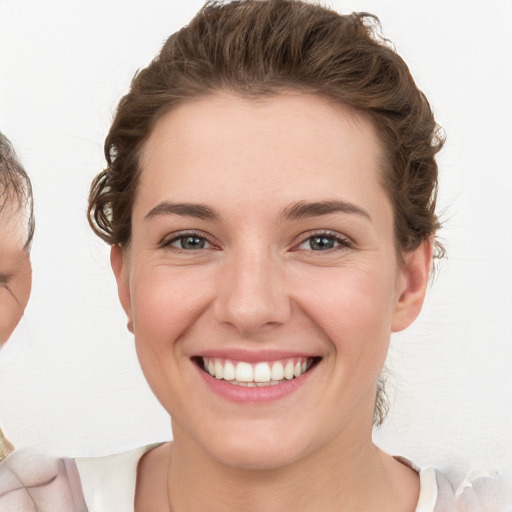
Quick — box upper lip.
[195,348,320,363]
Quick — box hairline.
[122,88,399,250]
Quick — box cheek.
[294,264,397,362]
[129,266,220,417]
[130,265,214,353]
[0,295,23,344]
[16,266,32,311]
[0,257,31,344]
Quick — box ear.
[391,239,433,333]
[111,245,134,333]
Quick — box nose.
[213,248,291,335]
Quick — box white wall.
[0,0,510,472]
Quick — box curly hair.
[88,0,445,425]
[0,132,34,249]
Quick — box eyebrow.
[145,199,371,223]
[280,200,372,222]
[145,202,221,222]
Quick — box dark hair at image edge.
[88,0,445,425]
[0,132,35,250]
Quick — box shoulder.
[397,457,512,512]
[75,443,164,512]
[433,467,512,512]
[0,449,87,511]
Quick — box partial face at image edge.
[0,200,32,346]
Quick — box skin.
[0,198,88,511]
[112,92,432,511]
[0,202,31,346]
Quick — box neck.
[167,423,419,512]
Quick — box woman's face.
[0,202,31,345]
[113,92,431,469]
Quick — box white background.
[0,0,511,473]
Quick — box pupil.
[310,236,334,250]
[182,236,205,249]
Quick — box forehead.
[136,92,387,217]
[0,200,30,250]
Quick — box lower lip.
[196,363,317,403]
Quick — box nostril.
[213,301,291,334]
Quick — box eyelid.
[158,229,353,252]
[0,274,18,302]
[159,229,218,250]
[293,230,354,251]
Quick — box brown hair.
[88,0,444,425]
[0,132,35,249]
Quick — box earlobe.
[391,239,433,333]
[110,245,133,333]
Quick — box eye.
[0,274,17,299]
[297,232,352,251]
[162,232,213,251]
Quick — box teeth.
[202,357,314,386]
[223,361,235,381]
[235,362,253,382]
[214,360,224,379]
[284,361,295,380]
[271,361,284,381]
[254,362,271,383]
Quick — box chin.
[195,420,318,471]
[213,441,304,470]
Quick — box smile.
[200,357,317,387]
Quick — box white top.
[74,448,512,512]
[75,446,150,512]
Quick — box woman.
[1,1,509,510]
[84,1,508,509]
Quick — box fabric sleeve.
[0,450,88,512]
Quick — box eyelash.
[160,230,216,251]
[160,230,353,253]
[0,274,15,298]
[295,230,353,252]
